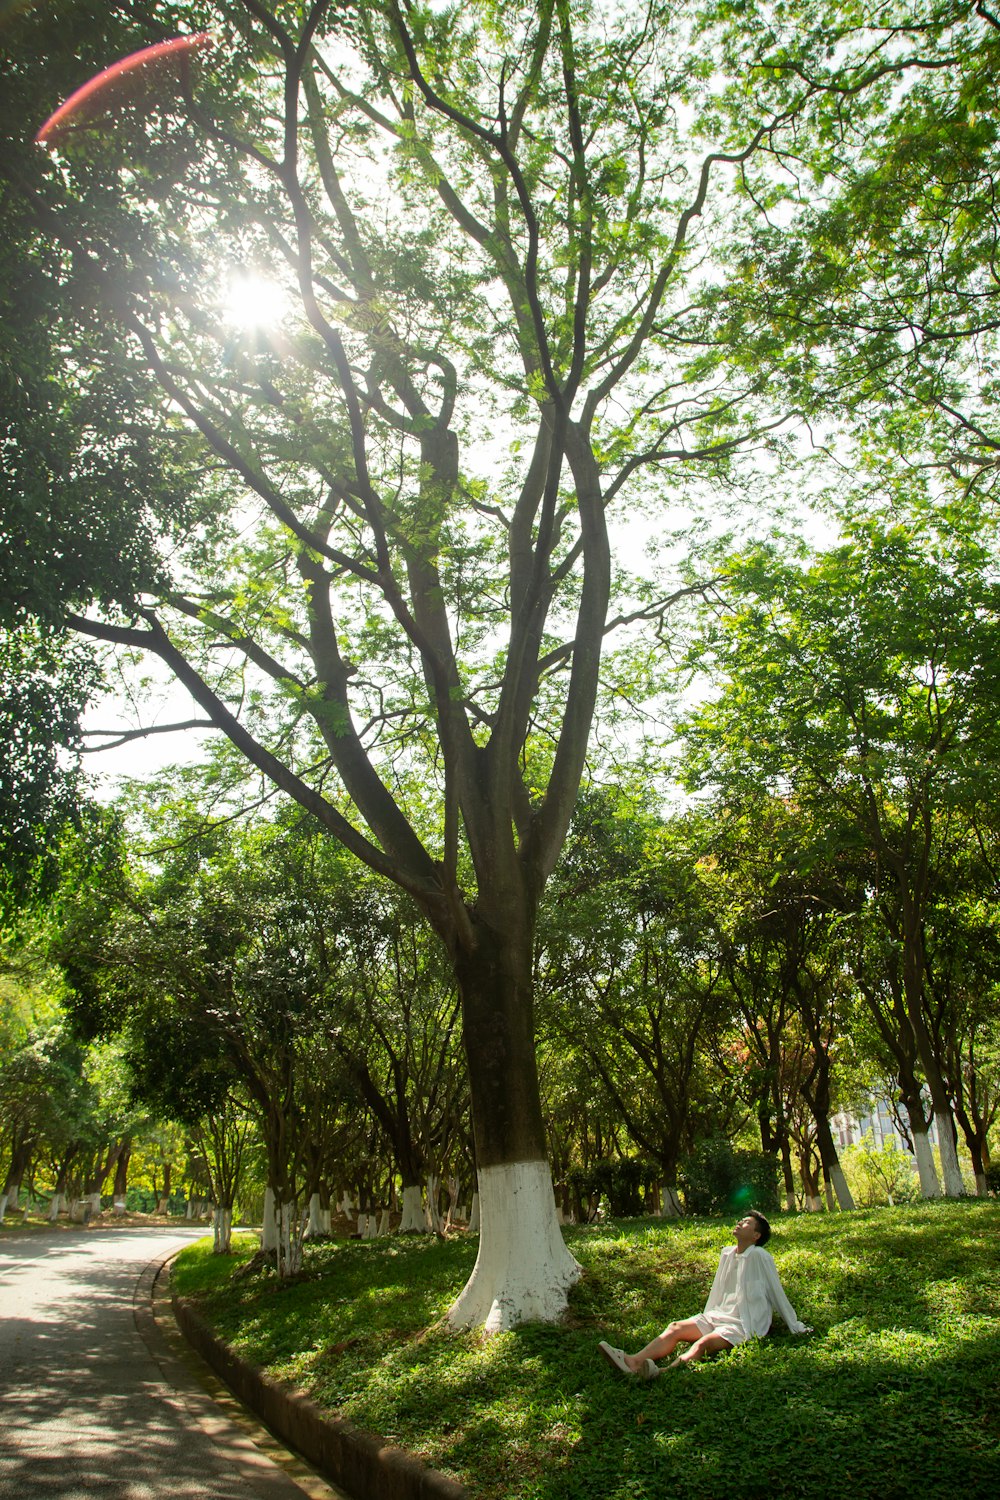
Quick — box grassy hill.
[171,1200,1000,1499]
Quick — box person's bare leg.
[622,1319,703,1372]
[669,1331,733,1366]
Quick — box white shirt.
[703,1244,809,1338]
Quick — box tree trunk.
[212,1205,233,1253]
[261,1185,278,1252]
[812,1112,855,1211]
[899,1092,941,1198]
[448,924,580,1332]
[306,1192,325,1237]
[398,1183,428,1233]
[900,899,964,1195]
[276,1199,303,1276]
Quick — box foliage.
[678,1137,780,1216]
[172,1201,1000,1500]
[567,1157,658,1219]
[840,1133,921,1209]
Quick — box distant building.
[832,1100,938,1156]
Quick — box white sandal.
[597,1340,634,1376]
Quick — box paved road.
[0,1226,325,1500]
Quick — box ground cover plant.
[171,1202,1000,1499]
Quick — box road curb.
[171,1289,470,1500]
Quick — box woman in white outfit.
[598,1210,811,1379]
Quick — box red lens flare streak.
[35,33,213,147]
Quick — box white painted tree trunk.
[807,1194,823,1212]
[377,1209,390,1236]
[261,1186,279,1252]
[322,1206,332,1233]
[398,1184,429,1233]
[357,1212,368,1237]
[830,1164,856,1211]
[338,1193,353,1217]
[276,1200,303,1276]
[785,1189,797,1212]
[913,1128,941,1197]
[467,1191,480,1234]
[0,1195,7,1223]
[425,1174,444,1232]
[185,1197,194,1220]
[824,1178,836,1212]
[661,1187,682,1217]
[443,1176,460,1230]
[306,1193,324,1237]
[935,1113,965,1196]
[212,1206,233,1254]
[48,1193,62,1221]
[89,1193,102,1217]
[113,1197,127,1216]
[446,1160,582,1334]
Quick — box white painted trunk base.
[784,1191,797,1213]
[48,1193,62,1221]
[261,1187,278,1252]
[446,1161,582,1334]
[467,1192,480,1234]
[306,1193,324,1237]
[377,1209,390,1236]
[398,1184,429,1233]
[0,1196,7,1223]
[913,1130,941,1198]
[276,1200,303,1276]
[661,1187,682,1217]
[935,1112,965,1197]
[425,1175,443,1233]
[212,1206,233,1253]
[807,1195,823,1212]
[830,1165,856,1211]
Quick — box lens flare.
[35,33,213,148]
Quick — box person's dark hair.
[748,1210,771,1246]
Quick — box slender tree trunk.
[212,1205,233,1253]
[261,1185,278,1252]
[900,899,964,1195]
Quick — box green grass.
[171,1202,1000,1499]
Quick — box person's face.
[733,1214,761,1245]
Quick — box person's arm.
[757,1249,812,1333]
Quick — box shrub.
[567,1157,658,1218]
[841,1134,920,1208]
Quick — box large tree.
[7,1,948,1324]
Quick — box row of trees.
[2,1,999,1327]
[7,485,1000,1251]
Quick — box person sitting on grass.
[598,1210,811,1379]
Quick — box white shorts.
[694,1312,747,1347]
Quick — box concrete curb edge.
[170,1290,470,1500]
